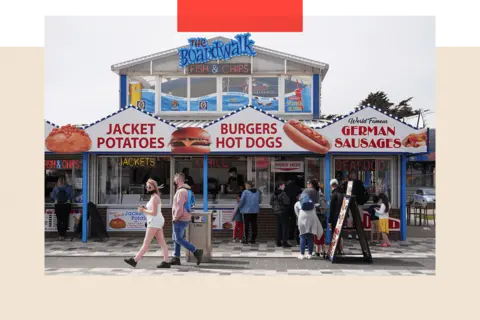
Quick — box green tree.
[358,91,419,118]
[320,91,421,121]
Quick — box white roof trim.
[111,36,329,74]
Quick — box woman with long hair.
[375,193,392,247]
[124,179,170,268]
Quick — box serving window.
[174,156,248,206]
[45,157,83,205]
[97,156,171,205]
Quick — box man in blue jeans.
[169,173,204,266]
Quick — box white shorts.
[147,215,165,229]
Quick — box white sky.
[45,16,435,127]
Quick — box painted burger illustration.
[45,124,92,153]
[283,120,330,154]
[169,127,211,154]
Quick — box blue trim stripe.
[313,74,320,119]
[83,105,177,130]
[120,75,127,109]
[82,153,89,243]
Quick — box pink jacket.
[172,183,192,222]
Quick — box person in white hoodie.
[294,197,324,260]
[374,193,392,247]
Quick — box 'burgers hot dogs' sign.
[171,106,320,154]
[84,108,176,152]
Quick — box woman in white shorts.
[124,179,170,268]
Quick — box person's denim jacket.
[238,188,261,214]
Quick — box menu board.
[211,208,235,230]
[106,208,147,231]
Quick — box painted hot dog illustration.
[283,120,330,154]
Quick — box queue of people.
[48,169,392,268]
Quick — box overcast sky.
[45,16,435,127]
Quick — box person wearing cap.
[329,178,345,255]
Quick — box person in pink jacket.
[168,173,204,266]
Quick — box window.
[190,77,217,111]
[97,156,171,205]
[251,77,279,112]
[284,75,312,113]
[305,157,325,193]
[270,156,306,192]
[45,158,83,204]
[174,156,248,206]
[161,78,188,111]
[334,158,393,204]
[250,157,272,205]
[222,77,249,111]
[407,162,435,188]
[128,76,156,113]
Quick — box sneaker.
[297,254,305,260]
[232,239,236,243]
[306,254,312,260]
[124,257,137,268]
[314,252,320,257]
[276,242,283,247]
[241,240,248,244]
[282,242,292,248]
[348,234,353,239]
[168,256,181,265]
[193,249,204,265]
[157,261,171,269]
[249,240,256,244]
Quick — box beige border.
[0,46,473,318]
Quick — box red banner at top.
[177,0,303,32]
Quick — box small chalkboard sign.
[327,181,372,263]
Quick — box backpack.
[318,191,328,212]
[179,187,195,213]
[300,193,315,211]
[57,187,69,203]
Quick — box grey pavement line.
[44,267,436,276]
[44,253,435,258]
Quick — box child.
[294,197,324,260]
[368,195,381,245]
[231,192,244,243]
[375,193,392,247]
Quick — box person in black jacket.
[343,170,368,240]
[329,179,345,254]
[270,182,291,248]
[285,178,302,243]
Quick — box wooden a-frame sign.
[327,181,373,264]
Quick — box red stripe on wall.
[178,16,303,32]
[177,0,303,32]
